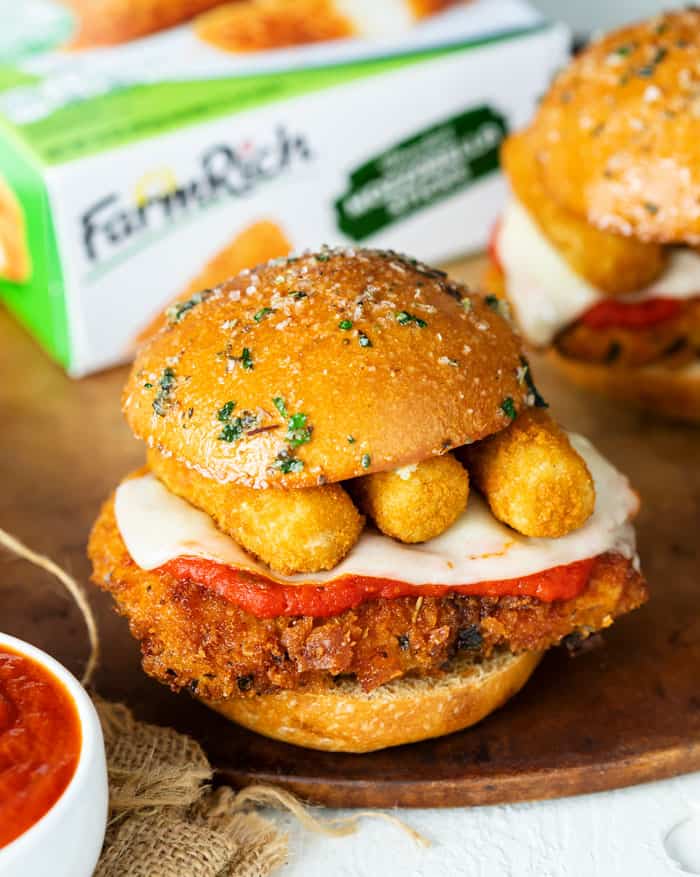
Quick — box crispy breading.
[147,449,364,575]
[556,298,700,368]
[502,132,666,295]
[462,409,595,538]
[349,454,469,543]
[89,495,647,695]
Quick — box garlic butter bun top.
[123,248,527,488]
[526,9,700,243]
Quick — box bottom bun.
[202,650,541,753]
[548,352,700,423]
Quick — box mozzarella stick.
[461,409,595,538]
[350,453,469,544]
[147,449,363,575]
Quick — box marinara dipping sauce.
[0,646,81,849]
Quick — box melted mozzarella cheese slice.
[115,434,638,587]
[499,198,700,347]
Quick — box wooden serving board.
[2,257,700,809]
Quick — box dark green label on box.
[335,105,507,241]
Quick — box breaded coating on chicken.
[462,409,595,538]
[148,449,364,575]
[348,454,469,544]
[89,495,647,695]
[502,132,667,296]
[556,298,700,369]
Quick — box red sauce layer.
[489,222,691,332]
[580,297,684,329]
[0,647,81,849]
[163,555,597,619]
[488,218,503,274]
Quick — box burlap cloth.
[0,528,428,877]
[93,696,287,877]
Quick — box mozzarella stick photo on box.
[90,246,648,752]
[62,0,229,48]
[0,176,31,284]
[195,0,354,52]
[136,219,291,345]
[195,0,465,53]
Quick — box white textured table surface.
[272,771,700,876]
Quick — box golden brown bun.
[63,0,227,48]
[501,132,666,295]
[0,177,30,283]
[137,219,291,345]
[525,9,700,243]
[124,248,527,488]
[203,649,541,752]
[548,351,700,423]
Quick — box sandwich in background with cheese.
[489,10,700,422]
[88,246,647,752]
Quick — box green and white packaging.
[0,0,569,376]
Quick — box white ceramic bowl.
[0,634,108,877]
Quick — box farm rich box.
[0,0,569,375]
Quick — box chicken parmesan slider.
[489,10,700,421]
[89,247,647,752]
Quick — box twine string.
[0,525,99,685]
[0,524,431,849]
[233,785,431,847]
